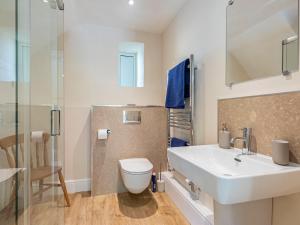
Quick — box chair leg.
[39,179,44,201]
[6,179,16,219]
[30,182,33,199]
[57,170,71,207]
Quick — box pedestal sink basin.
[168,145,300,205]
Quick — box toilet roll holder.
[99,129,112,134]
[97,129,112,140]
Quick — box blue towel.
[165,59,190,109]
[170,138,188,147]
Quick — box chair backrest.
[0,133,50,169]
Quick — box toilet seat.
[119,158,153,174]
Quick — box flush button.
[123,110,141,124]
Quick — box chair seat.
[0,133,70,207]
[31,166,62,182]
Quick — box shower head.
[56,0,64,10]
[48,0,64,10]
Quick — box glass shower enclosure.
[0,0,66,224]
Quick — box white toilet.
[119,158,153,194]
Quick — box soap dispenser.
[219,123,231,149]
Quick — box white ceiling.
[68,0,189,34]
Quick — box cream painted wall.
[64,0,163,180]
[162,0,300,224]
[163,0,300,144]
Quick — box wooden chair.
[0,133,70,208]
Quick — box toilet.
[119,158,153,194]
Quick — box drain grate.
[223,173,233,177]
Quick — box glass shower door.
[0,0,19,224]
[0,0,65,224]
[29,0,65,224]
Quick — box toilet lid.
[119,158,153,174]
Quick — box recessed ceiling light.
[128,0,134,6]
[43,0,48,2]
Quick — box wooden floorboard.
[28,190,190,225]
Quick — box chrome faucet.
[230,128,253,155]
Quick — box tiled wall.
[218,91,300,163]
[91,106,168,196]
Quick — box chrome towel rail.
[168,54,196,146]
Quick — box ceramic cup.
[272,140,290,166]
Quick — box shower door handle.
[51,108,61,136]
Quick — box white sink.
[168,145,300,205]
[0,168,23,183]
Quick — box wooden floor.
[29,190,190,225]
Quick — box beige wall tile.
[91,106,168,196]
[218,92,300,163]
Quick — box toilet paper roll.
[97,129,108,140]
[31,131,44,143]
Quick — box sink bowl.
[0,168,23,183]
[168,145,300,205]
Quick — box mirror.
[226,0,299,86]
[118,42,144,88]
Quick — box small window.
[119,52,137,87]
[118,42,144,88]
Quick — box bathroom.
[1,0,300,224]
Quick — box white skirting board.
[162,172,214,225]
[65,178,91,193]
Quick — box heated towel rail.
[168,54,196,146]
